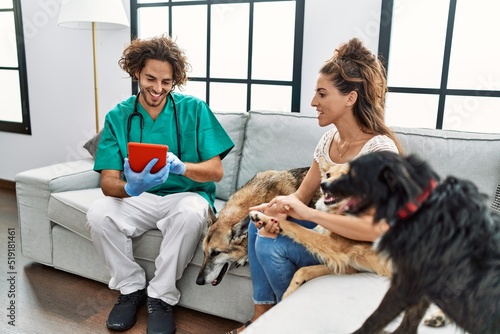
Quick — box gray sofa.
[15,110,500,328]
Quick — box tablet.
[128,142,169,174]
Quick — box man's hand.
[167,152,186,175]
[123,158,170,196]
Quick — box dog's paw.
[235,256,248,268]
[249,211,269,225]
[424,309,449,328]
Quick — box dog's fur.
[325,151,500,334]
[249,158,392,297]
[196,167,319,286]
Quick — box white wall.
[0,0,381,181]
[300,0,382,113]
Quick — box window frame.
[0,0,31,135]
[378,0,500,130]
[129,0,305,113]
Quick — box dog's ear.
[231,216,250,244]
[382,168,398,193]
[378,162,418,220]
[376,166,403,221]
[380,157,422,197]
[207,207,217,227]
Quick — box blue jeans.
[248,218,320,304]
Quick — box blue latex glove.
[167,152,186,175]
[123,158,170,196]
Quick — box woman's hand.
[253,217,281,237]
[249,203,287,237]
[249,194,311,236]
[267,194,311,221]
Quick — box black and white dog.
[326,151,500,334]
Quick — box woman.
[226,37,403,334]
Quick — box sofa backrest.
[215,110,500,204]
[393,126,500,199]
[236,110,330,189]
[214,112,249,200]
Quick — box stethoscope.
[127,92,182,160]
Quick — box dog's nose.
[320,181,329,191]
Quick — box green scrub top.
[94,92,234,208]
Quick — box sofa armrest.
[15,158,99,265]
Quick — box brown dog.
[249,158,392,297]
[196,167,320,286]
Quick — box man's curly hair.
[118,34,191,91]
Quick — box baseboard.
[0,179,15,191]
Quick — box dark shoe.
[147,297,176,334]
[106,289,146,331]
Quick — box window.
[0,0,30,134]
[379,0,500,133]
[130,0,305,112]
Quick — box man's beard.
[139,87,167,108]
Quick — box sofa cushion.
[237,111,328,188]
[393,127,500,200]
[83,131,102,158]
[49,188,103,240]
[214,112,248,201]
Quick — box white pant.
[86,192,208,305]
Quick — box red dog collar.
[397,179,438,219]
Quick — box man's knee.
[180,195,210,223]
[158,196,208,234]
[86,196,119,234]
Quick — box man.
[86,35,234,334]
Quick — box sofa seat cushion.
[49,188,104,239]
[48,188,184,262]
[48,190,228,240]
